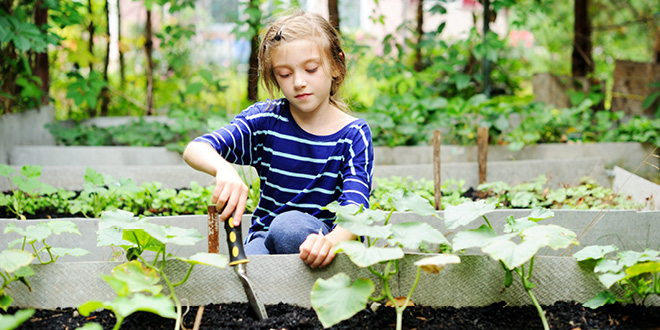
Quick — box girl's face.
[271,39,336,118]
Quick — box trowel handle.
[223,213,248,266]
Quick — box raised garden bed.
[4,254,660,329]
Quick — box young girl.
[183,11,373,269]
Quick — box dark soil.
[6,301,660,330]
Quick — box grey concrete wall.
[374,157,609,188]
[374,142,658,171]
[3,210,658,263]
[0,105,55,164]
[10,146,186,166]
[8,254,659,310]
[0,158,608,191]
[613,166,660,211]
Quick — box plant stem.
[482,215,493,229]
[172,264,195,287]
[516,268,549,330]
[112,315,124,330]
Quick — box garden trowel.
[207,205,268,320]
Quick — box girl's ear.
[332,52,345,78]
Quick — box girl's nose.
[294,74,307,89]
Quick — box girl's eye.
[307,67,318,73]
[279,73,290,78]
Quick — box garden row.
[2,201,659,329]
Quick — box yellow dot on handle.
[232,246,239,258]
[229,231,236,243]
[228,217,234,228]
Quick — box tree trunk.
[87,0,96,116]
[33,0,49,105]
[1,0,14,113]
[100,0,111,116]
[118,0,125,87]
[328,0,340,34]
[413,0,424,72]
[246,0,259,102]
[572,0,593,77]
[145,8,154,115]
[654,26,660,64]
[87,0,95,74]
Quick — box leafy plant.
[444,200,578,330]
[81,209,228,330]
[1,220,89,311]
[69,167,141,218]
[0,165,56,219]
[574,245,660,309]
[311,191,458,330]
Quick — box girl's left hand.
[299,233,336,268]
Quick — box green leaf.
[594,258,622,274]
[574,245,618,262]
[50,247,90,257]
[111,261,162,295]
[177,252,228,269]
[98,210,138,247]
[47,220,81,235]
[618,250,659,267]
[388,222,448,249]
[583,291,618,309]
[598,272,626,289]
[414,254,460,274]
[444,200,496,229]
[19,165,41,179]
[334,241,404,267]
[642,91,660,109]
[452,225,500,251]
[503,216,537,233]
[0,250,34,273]
[311,273,374,328]
[623,261,660,278]
[0,309,35,330]
[77,323,103,330]
[521,225,578,250]
[482,239,540,270]
[78,301,105,316]
[0,164,15,178]
[390,190,438,217]
[526,208,554,221]
[113,294,177,319]
[0,295,12,312]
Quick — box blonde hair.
[258,11,348,111]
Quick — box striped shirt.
[193,98,374,240]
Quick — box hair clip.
[274,25,285,41]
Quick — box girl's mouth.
[296,93,312,100]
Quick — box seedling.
[574,245,660,308]
[81,210,228,330]
[1,220,89,311]
[444,200,578,330]
[311,190,459,330]
[0,165,56,219]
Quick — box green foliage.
[445,200,578,330]
[0,165,56,219]
[87,209,228,330]
[1,220,88,311]
[0,308,35,330]
[311,195,457,330]
[575,245,660,309]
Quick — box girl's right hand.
[212,170,248,227]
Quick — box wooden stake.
[433,130,442,210]
[192,306,205,330]
[207,206,219,254]
[477,127,489,184]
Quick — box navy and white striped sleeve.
[338,122,374,208]
[192,106,259,166]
